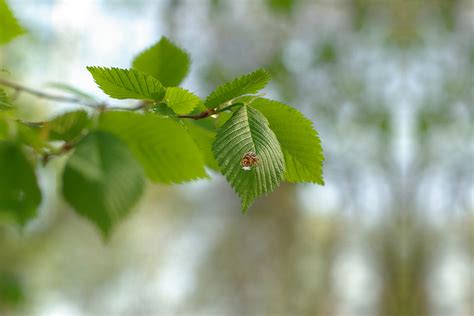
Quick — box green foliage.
[204,69,271,109]
[0,0,25,45]
[62,131,144,237]
[46,110,90,142]
[0,272,25,307]
[0,141,41,224]
[164,87,201,114]
[0,88,13,111]
[251,98,324,184]
[0,24,325,235]
[99,111,208,183]
[87,67,165,101]
[213,105,285,211]
[132,37,190,87]
[16,122,45,151]
[184,120,219,170]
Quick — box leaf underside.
[213,105,285,211]
[62,131,144,237]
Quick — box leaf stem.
[177,108,216,120]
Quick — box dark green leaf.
[0,141,41,224]
[62,131,144,237]
[213,105,285,211]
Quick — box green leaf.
[164,87,201,115]
[16,122,45,151]
[151,103,177,118]
[0,271,25,306]
[213,105,284,211]
[0,117,8,140]
[0,0,26,45]
[87,67,165,101]
[0,141,41,225]
[62,131,144,237]
[250,98,324,184]
[204,69,271,109]
[99,111,208,183]
[46,110,89,141]
[132,37,190,87]
[0,88,13,111]
[183,121,219,171]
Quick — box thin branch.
[0,77,99,108]
[178,108,216,120]
[0,78,253,121]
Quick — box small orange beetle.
[240,152,259,171]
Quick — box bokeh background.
[1,0,473,315]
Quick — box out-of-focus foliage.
[0,88,13,110]
[132,37,190,87]
[0,142,41,225]
[0,20,325,230]
[0,0,25,45]
[0,0,472,315]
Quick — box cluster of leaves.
[0,2,323,237]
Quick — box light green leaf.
[250,98,324,184]
[16,122,45,151]
[183,121,219,171]
[164,87,201,115]
[213,105,284,211]
[0,0,26,45]
[99,111,208,183]
[87,67,165,101]
[62,131,144,237]
[46,110,90,141]
[132,37,190,87]
[0,88,13,111]
[0,141,41,225]
[204,69,271,109]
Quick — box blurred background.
[0,0,473,315]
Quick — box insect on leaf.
[213,105,285,211]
